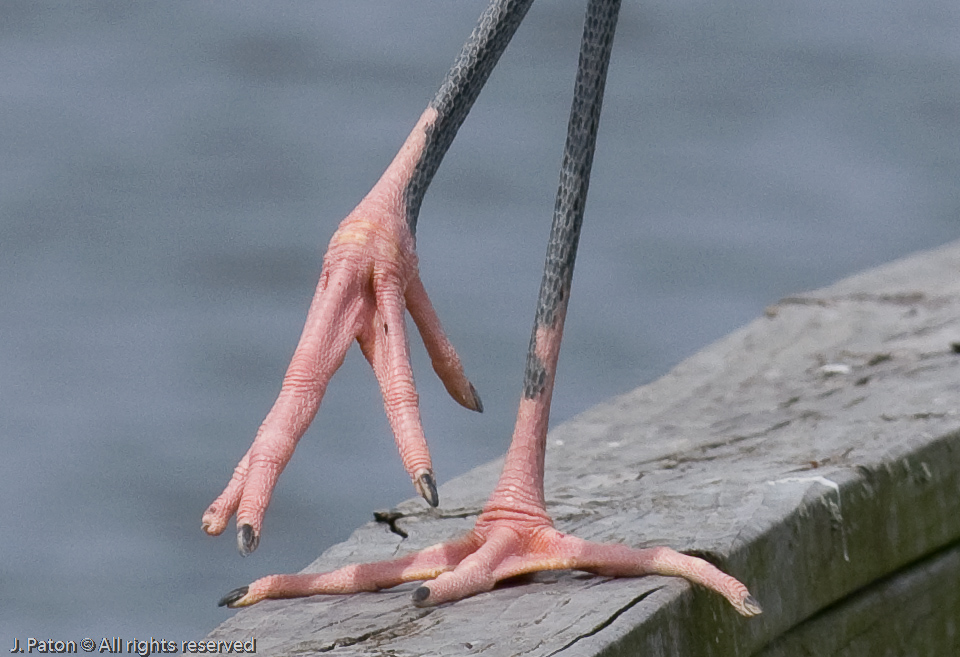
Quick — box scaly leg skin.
[204,0,536,556]
[201,108,482,555]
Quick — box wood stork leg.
[215,0,760,618]
[202,0,537,557]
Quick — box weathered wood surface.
[755,541,960,657]
[208,240,960,655]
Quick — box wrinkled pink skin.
[202,108,480,548]
[205,110,761,618]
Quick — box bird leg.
[211,0,761,621]
[202,108,482,555]
[204,0,539,556]
[217,0,760,617]
[203,0,540,557]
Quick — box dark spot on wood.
[373,510,408,539]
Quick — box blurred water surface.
[1,0,958,638]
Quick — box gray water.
[2,0,958,640]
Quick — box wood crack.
[544,586,664,656]
[287,608,435,654]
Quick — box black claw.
[469,383,483,413]
[417,472,439,507]
[412,586,430,604]
[218,586,249,608]
[237,524,259,556]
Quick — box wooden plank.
[207,239,960,655]
[755,542,960,657]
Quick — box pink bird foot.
[219,528,761,618]
[204,0,537,559]
[211,0,763,626]
[217,394,761,618]
[202,109,482,555]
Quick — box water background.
[2,0,958,639]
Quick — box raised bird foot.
[217,503,761,617]
[202,111,482,555]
